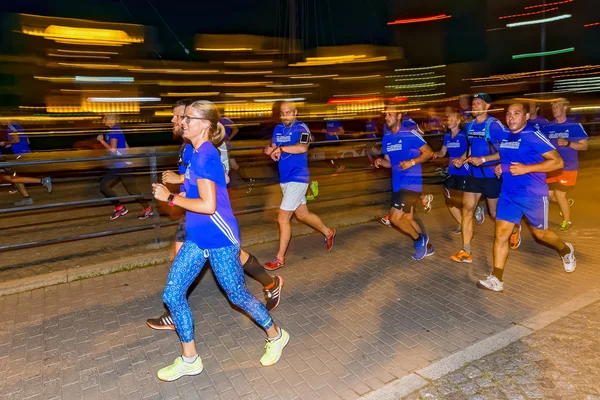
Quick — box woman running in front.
[152,100,289,382]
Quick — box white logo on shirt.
[276,135,292,143]
[500,139,521,149]
[446,142,462,148]
[386,143,402,152]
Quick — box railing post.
[147,149,169,249]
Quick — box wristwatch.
[167,193,177,207]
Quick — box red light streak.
[387,14,451,25]
[524,0,573,10]
[499,7,558,19]
[584,22,600,27]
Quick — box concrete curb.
[361,287,600,399]
[0,212,382,297]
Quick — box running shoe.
[264,276,284,311]
[146,311,175,331]
[379,214,391,227]
[157,356,204,382]
[450,250,473,263]
[260,328,290,366]
[475,204,485,226]
[264,257,285,271]
[412,234,429,261]
[138,207,154,220]
[425,243,435,257]
[452,225,462,235]
[110,206,128,220]
[559,221,573,232]
[325,228,337,252]
[310,180,319,198]
[476,275,504,292]
[509,225,522,250]
[41,177,53,193]
[561,242,576,273]
[422,194,433,213]
[336,165,345,173]
[14,197,33,206]
[559,199,575,217]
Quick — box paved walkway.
[1,184,600,400]
[402,301,600,400]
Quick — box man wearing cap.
[451,93,508,263]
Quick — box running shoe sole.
[158,364,204,382]
[265,276,284,312]
[476,281,504,292]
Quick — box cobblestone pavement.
[403,301,600,400]
[1,172,600,399]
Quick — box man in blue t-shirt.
[541,98,588,231]
[374,105,434,261]
[526,101,549,131]
[97,113,153,220]
[0,123,52,206]
[263,102,337,270]
[364,119,381,166]
[450,93,508,264]
[477,101,576,292]
[322,119,345,172]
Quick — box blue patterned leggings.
[162,241,274,343]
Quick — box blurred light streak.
[18,106,46,110]
[333,75,382,80]
[404,92,446,98]
[395,65,445,72]
[196,47,253,51]
[385,82,445,89]
[393,75,445,82]
[224,92,283,97]
[512,47,574,59]
[212,81,272,87]
[75,76,133,83]
[506,14,571,27]
[223,60,274,65]
[127,68,219,74]
[306,55,366,61]
[155,80,211,86]
[570,105,600,111]
[584,22,600,27]
[467,66,599,82]
[60,89,121,93]
[48,53,111,59]
[499,7,558,19]
[22,25,143,45]
[56,49,118,55]
[289,56,386,67]
[267,83,315,88]
[254,97,306,102]
[524,0,573,9]
[223,70,273,75]
[332,92,380,97]
[290,74,338,79]
[387,14,451,25]
[160,92,220,97]
[387,72,436,78]
[471,81,527,88]
[55,62,131,69]
[327,96,406,104]
[0,116,101,122]
[34,76,73,82]
[87,97,160,102]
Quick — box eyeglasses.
[182,115,207,123]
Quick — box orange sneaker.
[264,257,285,271]
[325,228,337,252]
[450,250,473,263]
[509,225,522,250]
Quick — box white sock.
[182,354,198,364]
[268,327,282,342]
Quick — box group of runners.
[1,92,588,383]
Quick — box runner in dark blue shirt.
[97,114,153,220]
[374,104,434,261]
[477,101,576,292]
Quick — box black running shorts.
[463,176,501,199]
[391,189,421,213]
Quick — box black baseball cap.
[473,93,492,104]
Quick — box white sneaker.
[561,242,576,273]
[477,275,504,292]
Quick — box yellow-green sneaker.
[260,329,290,366]
[157,356,204,382]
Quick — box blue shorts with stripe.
[497,193,549,230]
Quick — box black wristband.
[565,140,571,147]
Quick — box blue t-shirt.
[325,120,342,141]
[541,121,588,171]
[365,121,377,139]
[382,127,427,192]
[6,124,30,154]
[460,108,472,121]
[178,143,194,192]
[527,115,549,131]
[105,124,130,169]
[272,121,310,184]
[184,142,240,248]
[220,117,235,140]
[466,116,508,178]
[443,130,468,176]
[499,128,555,197]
